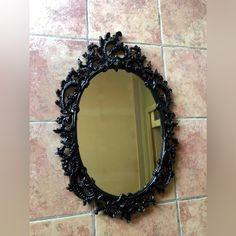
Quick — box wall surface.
[30,0,207,235]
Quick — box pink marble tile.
[179,198,207,236]
[30,215,93,236]
[88,0,161,44]
[30,37,87,121]
[30,221,51,236]
[175,119,207,198]
[30,123,91,219]
[136,45,164,75]
[164,48,207,117]
[30,0,86,38]
[161,0,207,47]
[96,203,178,236]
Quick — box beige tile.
[30,215,93,236]
[88,0,161,44]
[30,37,87,121]
[30,123,91,219]
[30,0,86,38]
[179,198,207,236]
[96,203,178,236]
[161,0,207,47]
[165,48,207,117]
[175,119,207,198]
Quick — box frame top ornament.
[54,31,178,222]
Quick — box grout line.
[157,195,207,205]
[178,195,207,202]
[157,0,164,45]
[88,38,207,50]
[30,33,87,41]
[157,0,168,80]
[29,120,56,124]
[88,39,99,44]
[176,116,207,120]
[29,197,207,222]
[163,44,207,50]
[176,200,183,236]
[156,199,177,205]
[29,35,207,51]
[28,117,207,124]
[30,212,92,223]
[174,175,181,236]
[90,200,96,236]
[84,38,162,46]
[125,41,161,47]
[92,212,96,236]
[174,176,182,236]
[86,0,89,45]
[162,46,168,80]
[173,175,177,201]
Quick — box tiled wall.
[30,0,207,235]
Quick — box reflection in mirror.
[77,69,162,196]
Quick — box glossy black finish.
[54,32,178,222]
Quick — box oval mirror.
[54,32,178,222]
[77,69,162,196]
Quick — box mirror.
[77,69,162,196]
[54,32,178,222]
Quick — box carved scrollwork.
[54,31,178,222]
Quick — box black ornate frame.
[54,32,178,222]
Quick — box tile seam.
[86,0,89,44]
[157,195,207,205]
[29,121,57,124]
[29,196,207,222]
[163,44,207,50]
[176,117,207,120]
[93,213,96,236]
[176,200,183,236]
[29,117,207,123]
[30,33,87,41]
[157,0,168,81]
[91,201,96,236]
[178,196,207,202]
[30,34,207,50]
[126,41,207,50]
[30,212,93,223]
[174,175,182,236]
[172,177,180,236]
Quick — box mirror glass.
[77,69,162,196]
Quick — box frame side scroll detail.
[54,31,178,222]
